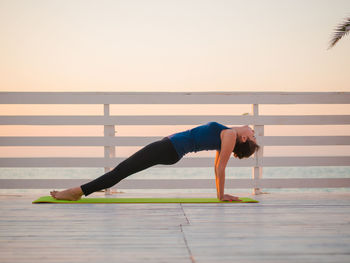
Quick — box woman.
[50,122,260,201]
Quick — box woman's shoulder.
[220,128,236,141]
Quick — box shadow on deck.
[1,192,350,263]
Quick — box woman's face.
[240,126,256,143]
[247,126,256,143]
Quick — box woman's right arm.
[214,150,220,199]
[215,129,236,200]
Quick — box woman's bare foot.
[50,187,83,201]
[220,194,242,202]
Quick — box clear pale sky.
[0,0,349,158]
[1,0,350,92]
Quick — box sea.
[1,166,349,195]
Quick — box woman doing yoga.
[50,122,260,201]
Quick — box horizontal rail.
[1,136,349,146]
[1,115,349,125]
[259,136,350,146]
[1,92,350,104]
[0,157,349,167]
[260,156,350,166]
[0,157,255,167]
[1,178,349,189]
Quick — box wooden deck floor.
[1,192,350,263]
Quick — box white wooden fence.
[0,92,349,194]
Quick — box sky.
[1,0,350,92]
[0,0,349,158]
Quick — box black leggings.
[80,137,181,196]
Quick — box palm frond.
[328,17,350,49]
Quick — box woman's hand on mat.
[220,194,241,202]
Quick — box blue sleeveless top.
[167,122,230,159]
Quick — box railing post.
[104,104,115,195]
[252,104,264,195]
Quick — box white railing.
[0,92,349,194]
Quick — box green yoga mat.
[33,196,258,204]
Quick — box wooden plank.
[1,136,349,146]
[0,156,348,167]
[0,157,255,167]
[255,178,350,188]
[259,136,350,146]
[1,115,349,125]
[1,92,349,104]
[0,136,114,146]
[0,136,165,146]
[1,178,350,189]
[261,156,350,166]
